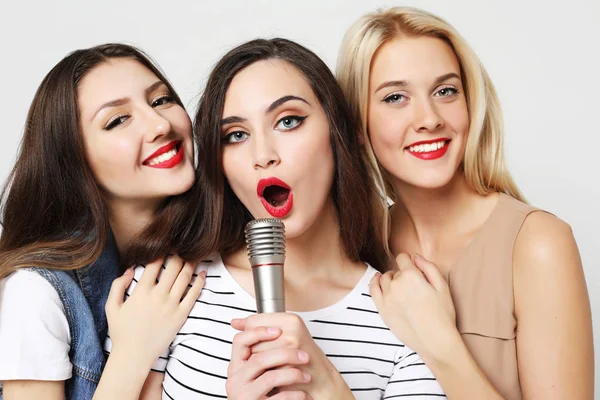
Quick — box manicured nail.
[199,270,207,279]
[267,327,280,335]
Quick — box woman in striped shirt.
[114,38,447,399]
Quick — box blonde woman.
[337,7,593,400]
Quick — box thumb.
[369,272,384,309]
[106,267,134,311]
[413,254,447,291]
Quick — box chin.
[282,210,328,242]
[401,172,456,190]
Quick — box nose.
[252,132,280,170]
[143,107,172,142]
[412,98,444,133]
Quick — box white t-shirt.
[105,255,446,399]
[0,269,72,385]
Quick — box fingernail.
[303,372,311,381]
[199,270,207,279]
[267,327,280,335]
[415,253,424,261]
[297,350,309,362]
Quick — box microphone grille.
[244,218,286,259]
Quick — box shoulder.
[0,269,72,380]
[513,211,587,314]
[514,211,579,271]
[1,269,65,309]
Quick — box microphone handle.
[252,264,285,313]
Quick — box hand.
[105,255,206,369]
[226,324,312,399]
[228,313,353,400]
[370,253,458,364]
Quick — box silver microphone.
[244,218,286,313]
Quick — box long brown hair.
[0,43,215,279]
[194,38,389,271]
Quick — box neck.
[107,198,161,254]
[389,170,483,255]
[229,200,361,284]
[283,201,357,284]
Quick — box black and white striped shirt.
[105,255,445,399]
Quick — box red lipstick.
[406,138,450,161]
[143,140,184,169]
[257,177,293,218]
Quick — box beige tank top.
[448,193,539,400]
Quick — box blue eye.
[223,131,249,144]
[434,87,458,97]
[383,93,407,104]
[275,115,306,130]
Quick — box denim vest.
[0,234,120,400]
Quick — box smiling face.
[220,59,335,239]
[367,35,470,190]
[78,58,195,208]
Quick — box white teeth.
[147,148,178,166]
[408,140,447,153]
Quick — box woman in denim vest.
[0,44,216,399]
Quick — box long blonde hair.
[337,7,525,250]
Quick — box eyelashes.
[221,115,308,145]
[382,85,459,105]
[434,86,459,97]
[103,93,175,131]
[383,93,407,104]
[104,114,129,130]
[222,131,249,144]
[275,115,307,131]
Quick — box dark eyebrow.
[91,81,166,122]
[221,116,246,126]
[220,95,310,127]
[145,81,166,96]
[374,72,461,94]
[91,98,128,122]
[267,95,310,113]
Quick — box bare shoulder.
[513,209,589,316]
[514,211,579,272]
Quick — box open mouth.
[257,177,293,218]
[263,185,290,207]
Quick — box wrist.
[105,347,153,385]
[94,356,149,400]
[420,328,465,369]
[420,333,504,400]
